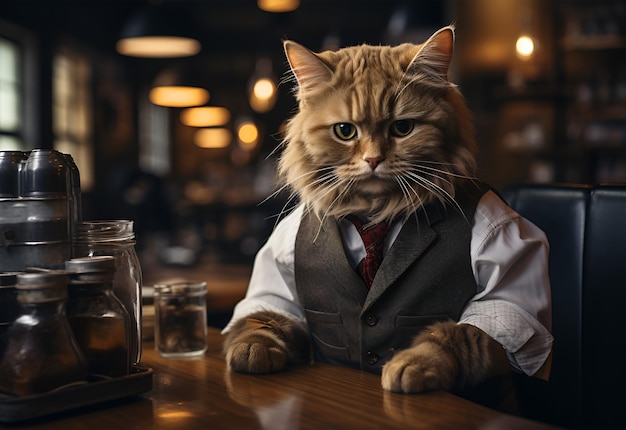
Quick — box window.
[139,95,170,176]
[0,36,22,150]
[53,48,93,191]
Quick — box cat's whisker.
[264,166,339,228]
[395,176,418,214]
[269,192,302,229]
[397,175,429,224]
[397,175,428,228]
[415,160,463,167]
[404,171,469,223]
[411,167,455,189]
[405,172,456,208]
[414,164,477,181]
[260,168,326,206]
[316,177,349,217]
[312,178,354,241]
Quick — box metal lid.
[0,272,20,288]
[65,256,115,284]
[65,256,116,273]
[16,271,69,302]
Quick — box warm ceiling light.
[248,59,278,113]
[257,0,300,13]
[237,121,259,150]
[116,36,200,58]
[253,78,276,100]
[516,35,535,60]
[249,81,277,112]
[180,106,231,127]
[149,86,209,108]
[194,128,232,148]
[116,6,201,58]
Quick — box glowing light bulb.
[516,35,535,59]
[253,79,275,100]
[237,122,259,150]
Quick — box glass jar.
[0,272,19,360]
[0,272,87,396]
[154,281,207,358]
[73,220,142,365]
[66,256,130,377]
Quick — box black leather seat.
[500,184,626,429]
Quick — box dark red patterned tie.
[348,216,389,288]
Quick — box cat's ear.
[284,41,332,93]
[406,25,455,84]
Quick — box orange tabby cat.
[223,26,552,407]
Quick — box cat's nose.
[364,156,384,170]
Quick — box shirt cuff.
[460,300,554,378]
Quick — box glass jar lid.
[153,281,207,297]
[74,220,135,243]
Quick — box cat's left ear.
[407,25,455,84]
[284,40,332,93]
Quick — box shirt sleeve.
[460,190,554,378]
[221,205,306,334]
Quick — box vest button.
[366,351,380,365]
[365,314,378,326]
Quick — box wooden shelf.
[562,35,626,51]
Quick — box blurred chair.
[500,183,626,429]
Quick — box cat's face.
[280,26,477,224]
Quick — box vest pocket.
[305,309,351,361]
[395,314,453,328]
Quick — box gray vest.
[294,185,488,374]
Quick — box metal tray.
[0,365,153,423]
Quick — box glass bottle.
[73,220,142,365]
[65,256,130,377]
[0,272,87,396]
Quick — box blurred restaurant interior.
[1,0,625,317]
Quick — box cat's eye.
[333,123,357,141]
[390,119,414,137]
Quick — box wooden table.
[5,328,560,430]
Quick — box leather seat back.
[501,184,591,428]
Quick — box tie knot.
[347,216,389,249]
[347,215,390,288]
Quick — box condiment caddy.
[0,149,151,422]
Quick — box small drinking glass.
[153,281,207,358]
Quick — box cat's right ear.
[284,41,332,94]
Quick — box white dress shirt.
[223,190,554,378]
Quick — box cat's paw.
[225,329,289,374]
[381,342,457,393]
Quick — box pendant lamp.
[257,0,300,13]
[150,65,210,108]
[116,6,201,58]
[248,58,278,113]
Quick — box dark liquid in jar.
[69,316,129,377]
[157,304,206,354]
